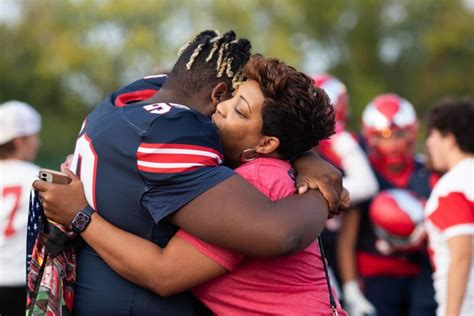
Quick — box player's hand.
[375,224,427,255]
[295,175,350,218]
[33,168,89,226]
[340,187,350,210]
[293,151,343,216]
[343,281,377,316]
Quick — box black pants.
[0,286,26,316]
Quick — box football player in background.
[313,74,378,293]
[0,101,41,316]
[337,94,437,316]
[425,97,474,316]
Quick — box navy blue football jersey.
[69,75,233,315]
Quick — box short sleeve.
[139,109,235,223]
[235,158,296,201]
[428,192,474,239]
[176,229,244,271]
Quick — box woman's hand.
[33,168,89,226]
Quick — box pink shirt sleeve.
[176,229,244,271]
[235,158,295,201]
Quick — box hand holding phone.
[39,168,72,185]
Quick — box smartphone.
[39,168,72,185]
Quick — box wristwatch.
[70,205,95,234]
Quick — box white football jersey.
[0,159,39,286]
[425,158,474,316]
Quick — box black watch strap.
[81,205,95,217]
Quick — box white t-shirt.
[425,158,474,316]
[0,159,39,286]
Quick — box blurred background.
[0,0,473,167]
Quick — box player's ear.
[210,82,229,107]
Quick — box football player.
[0,101,41,316]
[313,74,378,293]
[337,94,437,316]
[425,98,474,316]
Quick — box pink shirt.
[177,158,346,315]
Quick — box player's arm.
[330,131,378,204]
[291,150,343,213]
[80,215,226,296]
[337,207,360,285]
[445,235,472,316]
[337,207,376,316]
[169,174,329,257]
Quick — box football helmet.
[312,74,348,132]
[362,93,417,166]
[370,189,426,253]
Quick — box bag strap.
[318,236,339,316]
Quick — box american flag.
[26,189,43,274]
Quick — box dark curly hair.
[243,55,335,160]
[427,97,474,154]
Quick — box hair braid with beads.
[164,30,251,95]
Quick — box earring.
[239,148,259,162]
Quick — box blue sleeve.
[142,165,234,224]
[137,108,235,223]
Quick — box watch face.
[72,212,90,232]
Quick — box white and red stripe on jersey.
[137,143,223,174]
[425,158,474,316]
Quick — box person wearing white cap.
[0,100,41,316]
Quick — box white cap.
[0,100,42,145]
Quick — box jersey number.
[2,186,22,237]
[143,103,171,114]
[70,134,98,210]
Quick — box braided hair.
[164,30,252,96]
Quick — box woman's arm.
[445,234,472,316]
[81,213,227,297]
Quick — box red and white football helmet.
[370,189,426,254]
[312,74,348,132]
[362,93,418,167]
